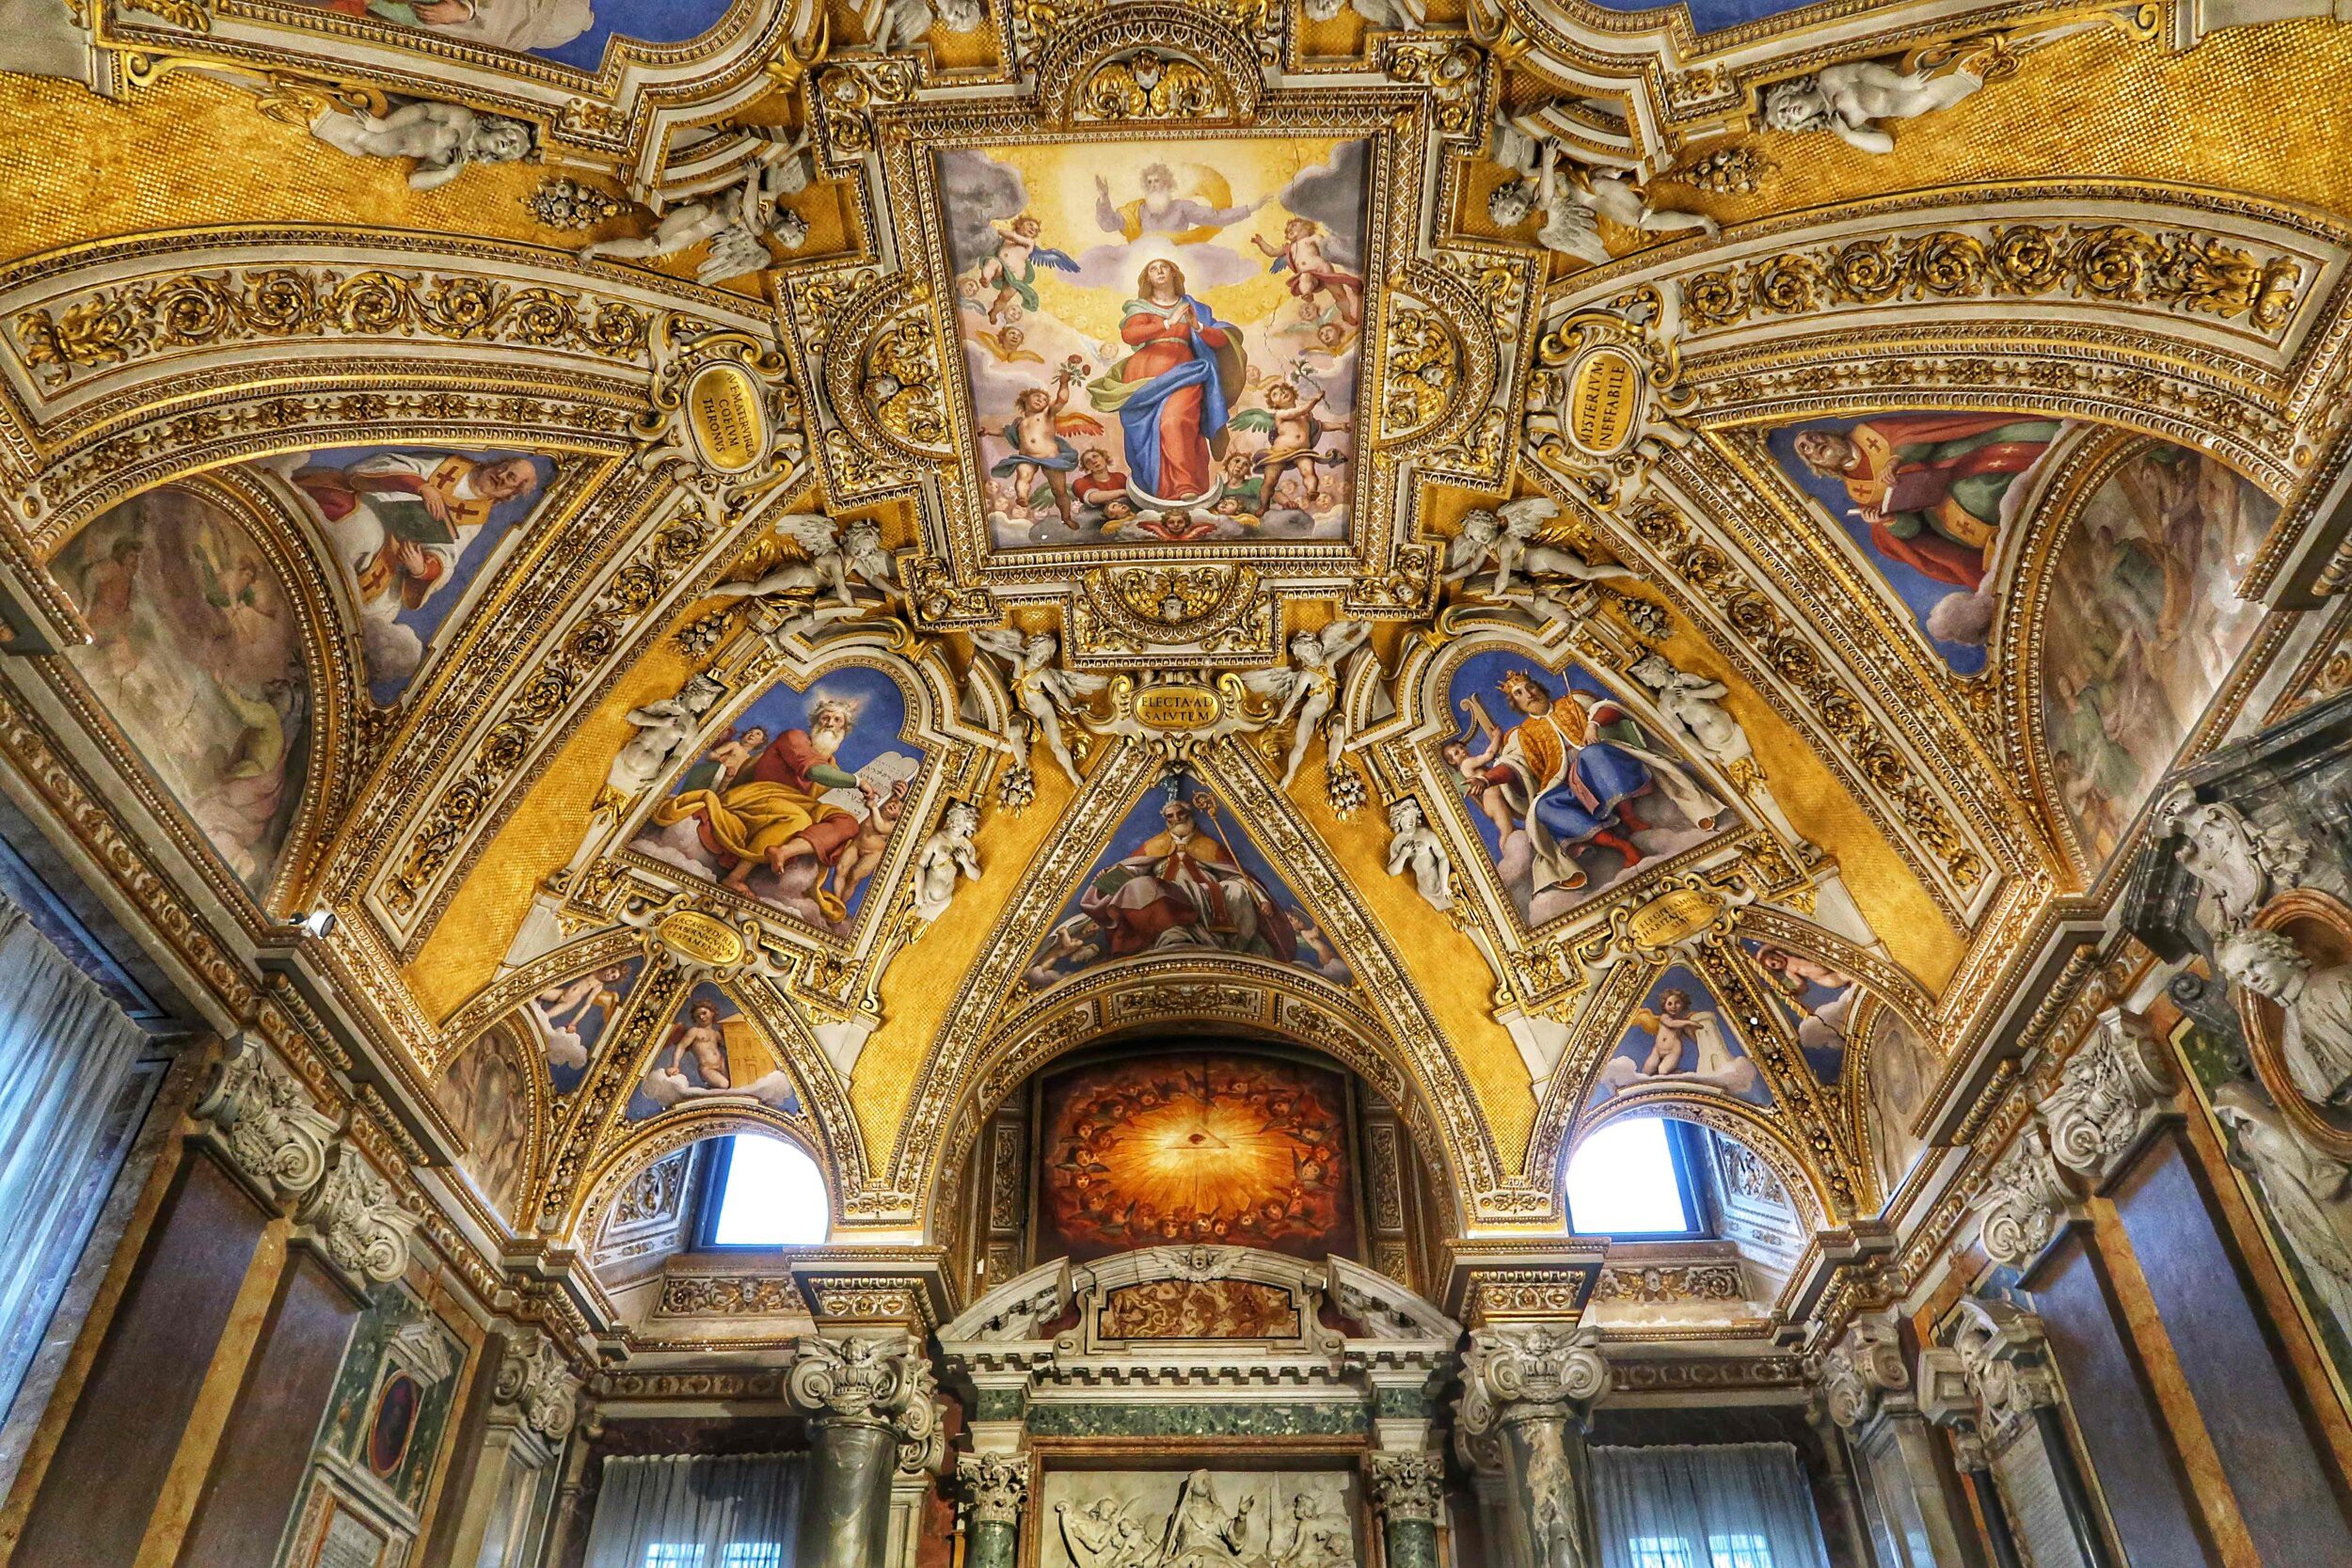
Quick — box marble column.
[436,1332,581,1568]
[1454,1324,1607,1568]
[1948,1427,2024,1568]
[785,1334,944,1568]
[1370,1450,1446,1568]
[957,1451,1030,1568]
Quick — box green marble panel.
[972,1386,1028,1423]
[1026,1401,1369,1438]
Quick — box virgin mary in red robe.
[1086,260,1247,505]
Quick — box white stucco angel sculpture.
[1243,622,1371,789]
[1301,0,1424,29]
[605,673,724,804]
[1760,59,1985,154]
[1487,109,1717,264]
[910,800,982,927]
[1629,652,1754,782]
[970,628,1107,784]
[866,0,988,52]
[580,159,807,285]
[708,516,897,610]
[1444,498,1638,597]
[308,100,533,192]
[1384,797,1454,912]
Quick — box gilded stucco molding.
[91,0,798,186]
[881,737,1522,1230]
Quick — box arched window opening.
[701,1133,829,1247]
[1565,1117,1706,1239]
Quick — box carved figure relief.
[1042,1467,1356,1568]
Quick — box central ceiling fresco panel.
[943,137,1369,548]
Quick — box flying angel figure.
[707,515,897,609]
[968,214,1082,325]
[970,627,1108,784]
[1243,621,1372,788]
[970,324,1046,364]
[1444,498,1639,597]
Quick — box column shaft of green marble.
[966,1516,1019,1568]
[1384,1516,1441,1568]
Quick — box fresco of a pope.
[1086,260,1247,506]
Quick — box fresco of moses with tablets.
[941,137,1370,551]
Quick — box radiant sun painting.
[941,137,1369,550]
[1039,1053,1357,1262]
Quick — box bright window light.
[1565,1117,1694,1236]
[707,1134,829,1246]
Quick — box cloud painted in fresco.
[940,150,1028,272]
[1275,140,1368,271]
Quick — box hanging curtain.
[1593,1442,1836,1568]
[583,1452,806,1568]
[0,898,147,1426]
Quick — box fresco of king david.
[939,137,1370,550]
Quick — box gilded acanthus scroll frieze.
[7,257,653,392]
[1681,221,2304,339]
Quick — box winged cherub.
[307,98,533,192]
[1486,109,1717,264]
[969,627,1108,784]
[1243,621,1372,788]
[1444,497,1639,597]
[707,516,898,609]
[580,153,808,284]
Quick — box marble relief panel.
[1041,1466,1357,1568]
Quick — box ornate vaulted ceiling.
[5,0,2349,1333]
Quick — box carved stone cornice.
[294,1146,419,1289]
[493,1333,582,1444]
[1920,1300,2062,1449]
[189,1036,339,1207]
[1368,1451,1446,1526]
[2040,1008,2177,1183]
[1816,1313,1910,1432]
[956,1451,1030,1528]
